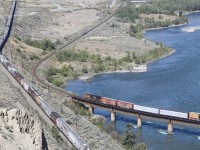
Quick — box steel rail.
[32,1,125,94]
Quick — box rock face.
[0,108,43,150]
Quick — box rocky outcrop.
[0,108,43,150]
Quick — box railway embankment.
[3,0,186,149]
[0,63,75,150]
[2,0,128,149]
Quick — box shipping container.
[14,72,24,83]
[62,124,70,138]
[100,97,117,106]
[35,95,42,105]
[159,109,188,119]
[50,111,60,124]
[8,65,17,73]
[134,105,159,114]
[69,132,82,150]
[188,112,200,121]
[12,71,18,80]
[0,55,8,65]
[41,100,54,117]
[27,87,33,96]
[56,118,69,138]
[117,101,133,109]
[4,62,11,69]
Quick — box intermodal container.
[50,111,60,124]
[117,101,133,109]
[160,109,188,119]
[100,97,117,106]
[189,112,200,121]
[134,105,159,114]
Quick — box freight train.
[0,0,90,149]
[0,0,16,52]
[84,93,200,121]
[0,54,90,150]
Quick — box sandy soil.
[0,108,41,150]
[15,0,113,41]
[0,119,36,150]
[41,9,100,39]
[2,0,127,149]
[73,17,158,59]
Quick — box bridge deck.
[71,95,200,128]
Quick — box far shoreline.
[78,49,176,81]
[68,11,200,82]
[78,64,148,80]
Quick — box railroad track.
[32,1,125,95]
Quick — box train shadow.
[42,129,48,150]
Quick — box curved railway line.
[32,1,125,94]
[30,0,200,133]
[0,1,199,150]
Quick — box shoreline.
[144,23,187,32]
[144,10,200,32]
[78,49,176,81]
[78,64,148,80]
[71,11,200,81]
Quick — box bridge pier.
[167,121,173,134]
[88,105,94,114]
[137,116,142,128]
[111,111,116,122]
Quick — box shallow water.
[65,13,200,150]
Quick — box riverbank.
[78,64,147,80]
[65,12,200,150]
[78,49,175,81]
[144,11,200,32]
[144,22,188,32]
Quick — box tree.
[82,65,88,73]
[179,11,182,17]
[121,124,136,149]
[133,143,147,150]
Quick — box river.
[65,13,200,150]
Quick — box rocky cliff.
[0,108,43,150]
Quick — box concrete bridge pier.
[111,111,116,122]
[137,116,142,128]
[168,121,173,134]
[88,105,94,114]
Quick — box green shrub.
[56,50,89,62]
[16,48,21,52]
[30,55,40,60]
[82,65,88,73]
[51,126,63,143]
[15,35,21,41]
[121,124,136,149]
[116,3,139,22]
[25,38,55,51]
[53,76,63,87]
[133,143,147,150]
[47,67,58,76]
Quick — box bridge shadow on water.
[102,113,200,136]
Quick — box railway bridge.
[71,95,200,134]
